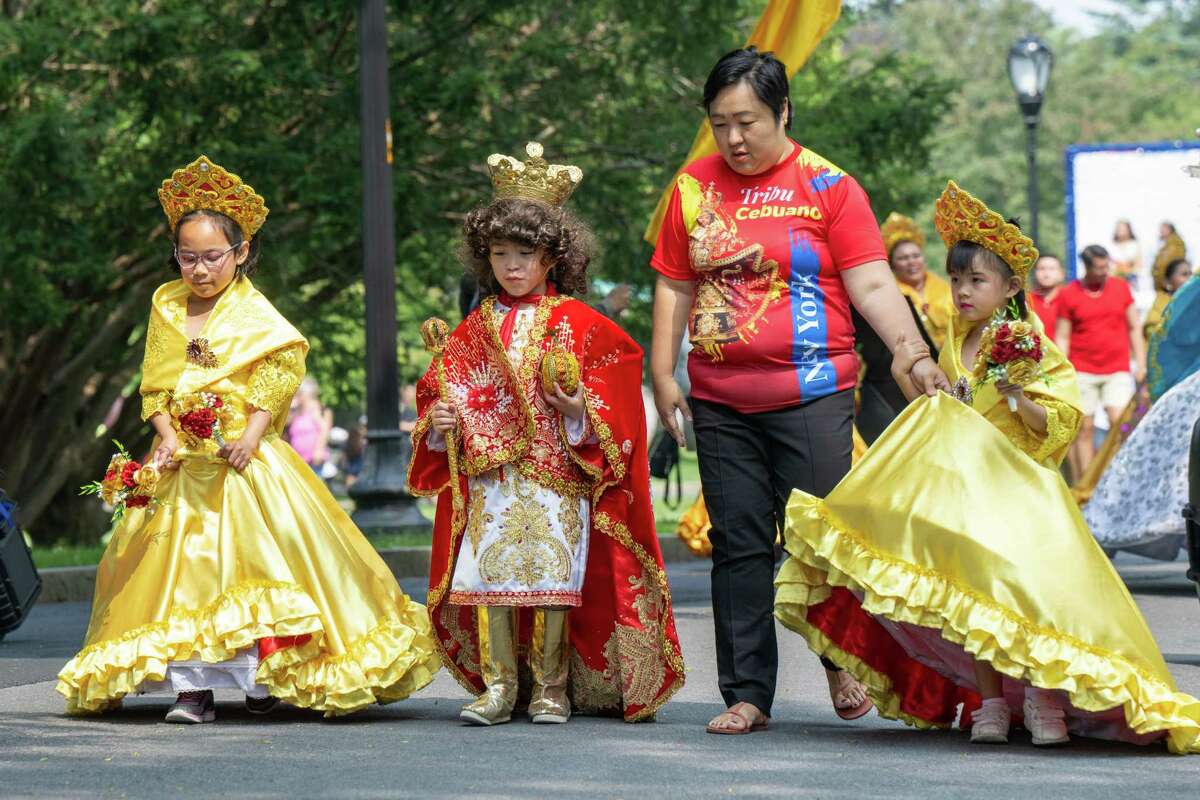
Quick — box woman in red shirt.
[650,47,950,735]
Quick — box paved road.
[2,556,1198,799]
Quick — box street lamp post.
[349,0,426,532]
[1007,35,1054,249]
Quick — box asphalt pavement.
[2,555,1199,799]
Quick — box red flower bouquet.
[972,316,1048,411]
[176,392,226,446]
[80,440,162,522]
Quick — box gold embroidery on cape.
[477,487,570,585]
[593,512,686,719]
[686,182,787,361]
[439,603,480,675]
[569,641,622,714]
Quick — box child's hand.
[153,433,181,472]
[219,435,259,473]
[890,332,931,379]
[544,382,585,421]
[995,379,1025,401]
[431,402,457,435]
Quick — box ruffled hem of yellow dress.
[775,496,1200,755]
[56,580,441,717]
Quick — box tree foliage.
[0,0,953,540]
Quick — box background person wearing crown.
[57,156,441,723]
[407,143,684,726]
[774,181,1200,753]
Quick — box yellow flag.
[643,0,842,244]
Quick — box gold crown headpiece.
[487,142,582,206]
[158,155,269,240]
[879,212,925,255]
[934,181,1037,281]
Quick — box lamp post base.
[349,429,428,533]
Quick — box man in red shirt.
[1056,244,1146,477]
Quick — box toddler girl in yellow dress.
[57,156,440,722]
[774,181,1200,753]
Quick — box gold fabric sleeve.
[140,390,172,422]
[246,344,307,423]
[990,396,1080,466]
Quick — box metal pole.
[349,0,425,532]
[1025,119,1039,249]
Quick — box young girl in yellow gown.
[774,181,1200,753]
[57,156,441,722]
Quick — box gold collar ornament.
[185,337,219,369]
[487,142,583,206]
[880,212,925,256]
[933,180,1037,281]
[158,155,269,240]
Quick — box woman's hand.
[544,383,585,421]
[431,402,457,435]
[152,432,181,472]
[909,355,952,397]
[219,435,260,473]
[890,332,930,379]
[653,376,692,447]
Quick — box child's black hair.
[945,238,1029,320]
[167,209,261,278]
[459,197,593,297]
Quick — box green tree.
[848,0,1200,268]
[0,0,953,541]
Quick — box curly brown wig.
[459,198,594,296]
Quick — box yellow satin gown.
[775,313,1200,754]
[57,278,440,716]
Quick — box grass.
[31,543,110,569]
[29,451,704,569]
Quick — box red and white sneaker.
[165,690,215,724]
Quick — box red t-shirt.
[1029,290,1059,337]
[651,142,885,412]
[1056,279,1133,374]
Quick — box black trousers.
[693,390,855,715]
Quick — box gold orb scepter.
[419,318,465,541]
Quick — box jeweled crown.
[934,181,1037,281]
[880,212,925,255]
[487,142,582,206]
[158,155,269,239]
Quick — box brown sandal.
[705,702,769,735]
[829,671,874,721]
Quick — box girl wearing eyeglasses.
[56,156,441,723]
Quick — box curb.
[36,534,702,605]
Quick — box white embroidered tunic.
[442,301,592,607]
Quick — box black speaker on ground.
[0,490,40,640]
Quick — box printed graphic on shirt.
[788,230,834,394]
[685,180,787,360]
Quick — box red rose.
[104,468,117,482]
[120,460,141,488]
[180,407,218,439]
[125,494,151,508]
[212,397,223,408]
